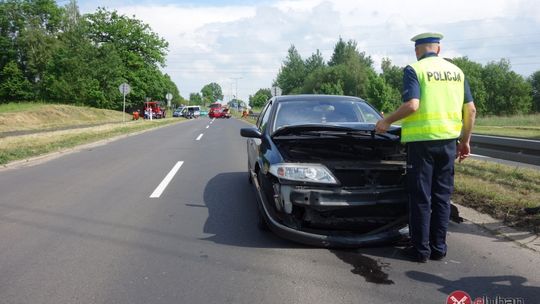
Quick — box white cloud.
[80,0,540,100]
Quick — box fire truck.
[143,101,166,119]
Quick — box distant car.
[240,95,408,247]
[181,106,201,119]
[173,106,185,117]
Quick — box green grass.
[0,103,127,133]
[0,118,183,165]
[473,113,540,139]
[475,113,540,127]
[0,102,49,113]
[473,126,540,139]
[454,159,540,232]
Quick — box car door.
[247,99,273,172]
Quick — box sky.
[68,0,540,102]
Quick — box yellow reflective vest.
[401,56,465,143]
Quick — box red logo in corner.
[447,290,472,304]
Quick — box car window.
[257,100,273,131]
[273,99,381,132]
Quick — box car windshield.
[272,99,381,132]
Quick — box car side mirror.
[240,128,262,138]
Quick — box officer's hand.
[375,119,390,134]
[456,141,471,163]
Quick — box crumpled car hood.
[272,123,401,138]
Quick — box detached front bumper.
[265,211,409,248]
[252,172,409,247]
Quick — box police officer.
[375,32,476,263]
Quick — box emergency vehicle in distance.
[142,101,166,119]
[208,103,230,118]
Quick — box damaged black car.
[240,95,409,247]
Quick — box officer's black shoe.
[430,251,446,261]
[401,246,428,263]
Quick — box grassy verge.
[231,109,258,125]
[0,103,126,133]
[473,126,540,139]
[474,113,540,139]
[0,102,48,113]
[453,159,540,232]
[0,118,183,165]
[475,113,540,126]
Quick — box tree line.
[256,38,540,116]
[0,0,181,110]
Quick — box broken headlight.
[269,163,338,184]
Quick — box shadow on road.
[201,171,303,249]
[200,172,540,289]
[406,271,540,302]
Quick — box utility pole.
[230,77,242,111]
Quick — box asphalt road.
[0,117,538,304]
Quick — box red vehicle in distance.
[208,103,223,118]
[143,101,166,119]
[214,107,231,119]
[209,103,232,118]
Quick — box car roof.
[273,94,366,103]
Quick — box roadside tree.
[201,82,223,106]
[529,70,540,112]
[482,59,532,115]
[189,92,202,105]
[275,45,306,95]
[249,88,272,108]
[452,57,488,115]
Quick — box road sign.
[119,83,131,95]
[271,86,282,97]
[119,83,130,123]
[166,93,173,108]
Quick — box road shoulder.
[454,202,540,253]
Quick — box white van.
[181,106,201,119]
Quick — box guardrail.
[471,134,540,166]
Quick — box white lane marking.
[150,161,184,198]
[206,125,209,129]
[210,118,215,124]
[196,133,204,141]
[471,153,489,158]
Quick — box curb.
[453,202,540,253]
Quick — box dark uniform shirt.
[402,52,473,103]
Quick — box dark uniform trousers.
[406,139,456,258]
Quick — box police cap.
[411,32,444,46]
